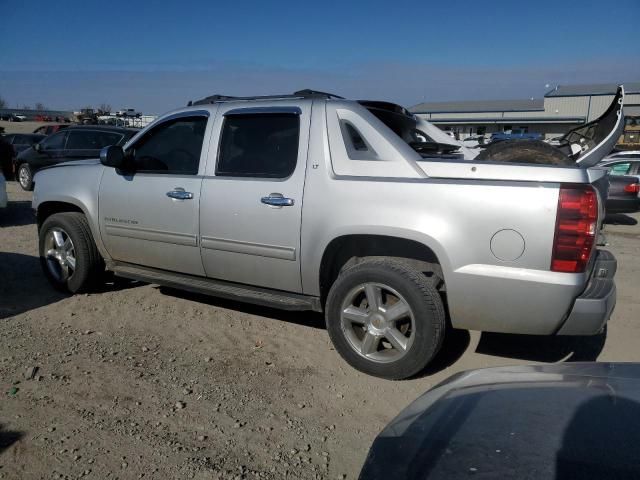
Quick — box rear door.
[199,102,311,293]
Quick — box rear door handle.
[261,193,294,207]
[166,188,193,200]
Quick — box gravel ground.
[1,179,639,480]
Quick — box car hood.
[360,363,640,479]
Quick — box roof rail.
[188,89,343,106]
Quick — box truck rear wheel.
[325,259,445,380]
[39,212,104,293]
[477,140,573,166]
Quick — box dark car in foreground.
[0,133,46,178]
[15,125,136,190]
[360,363,640,480]
[606,175,640,214]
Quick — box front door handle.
[166,188,194,200]
[261,193,294,207]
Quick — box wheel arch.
[318,234,448,305]
[36,198,111,262]
[37,200,86,230]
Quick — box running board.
[109,262,322,312]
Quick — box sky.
[1,0,639,114]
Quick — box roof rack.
[188,89,344,106]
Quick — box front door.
[199,102,311,293]
[98,111,212,275]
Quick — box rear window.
[216,113,299,178]
[66,130,123,150]
[610,162,631,175]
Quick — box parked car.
[0,133,46,178]
[0,172,7,209]
[490,129,542,143]
[0,113,27,122]
[32,89,621,379]
[16,126,136,190]
[116,108,141,118]
[359,363,640,479]
[606,175,640,214]
[0,135,14,178]
[33,124,70,136]
[599,151,640,183]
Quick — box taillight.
[551,185,598,273]
[624,183,640,194]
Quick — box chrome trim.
[224,106,302,116]
[166,188,194,200]
[104,224,198,247]
[200,236,296,261]
[261,193,295,207]
[123,109,211,151]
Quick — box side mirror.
[34,142,42,152]
[100,145,126,168]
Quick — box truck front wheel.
[325,259,445,380]
[39,212,104,293]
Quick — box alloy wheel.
[44,227,77,282]
[340,282,415,363]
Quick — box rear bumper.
[556,250,617,335]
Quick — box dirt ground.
[1,121,68,135]
[1,177,639,480]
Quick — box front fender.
[33,164,110,261]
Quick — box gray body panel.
[33,94,618,336]
[198,99,312,293]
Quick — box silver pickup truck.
[32,88,624,379]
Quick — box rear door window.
[40,131,67,150]
[216,113,299,178]
[66,131,123,150]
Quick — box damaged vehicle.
[31,88,624,379]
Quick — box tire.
[477,139,574,166]
[18,163,34,190]
[325,258,445,380]
[39,212,104,293]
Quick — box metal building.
[410,82,640,142]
